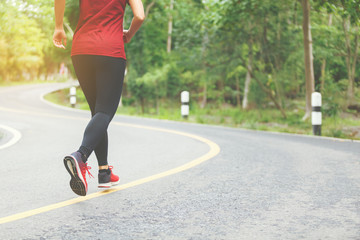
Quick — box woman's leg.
[71,56,109,166]
[74,55,126,166]
[65,55,124,195]
[65,55,98,196]
[71,55,96,114]
[94,132,108,166]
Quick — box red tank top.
[71,0,127,59]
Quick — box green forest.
[1,0,360,139]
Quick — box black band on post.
[312,106,321,112]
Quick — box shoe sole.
[98,180,120,189]
[64,156,87,196]
[98,182,111,188]
[111,180,120,186]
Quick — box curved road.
[0,83,359,239]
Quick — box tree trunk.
[320,14,332,93]
[145,1,155,17]
[155,82,160,114]
[349,27,359,104]
[235,75,241,108]
[167,0,174,53]
[140,97,145,114]
[301,0,315,120]
[200,6,209,109]
[156,96,159,115]
[242,30,253,110]
[293,1,298,26]
[342,18,358,105]
[218,74,225,103]
[200,81,207,109]
[242,63,252,109]
[320,60,326,93]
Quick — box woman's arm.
[53,0,67,49]
[123,0,145,44]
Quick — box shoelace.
[82,163,94,178]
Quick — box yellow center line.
[0,106,221,224]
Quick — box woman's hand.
[123,29,133,44]
[53,28,67,49]
[124,0,145,44]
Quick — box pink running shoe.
[98,166,120,188]
[64,152,93,196]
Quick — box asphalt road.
[0,83,359,240]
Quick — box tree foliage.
[0,0,359,116]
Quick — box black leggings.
[72,55,126,166]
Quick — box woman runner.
[53,0,145,196]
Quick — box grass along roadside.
[44,87,360,141]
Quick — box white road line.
[0,124,22,150]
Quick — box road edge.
[41,83,360,144]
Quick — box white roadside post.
[311,92,322,136]
[70,86,77,108]
[181,91,190,119]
